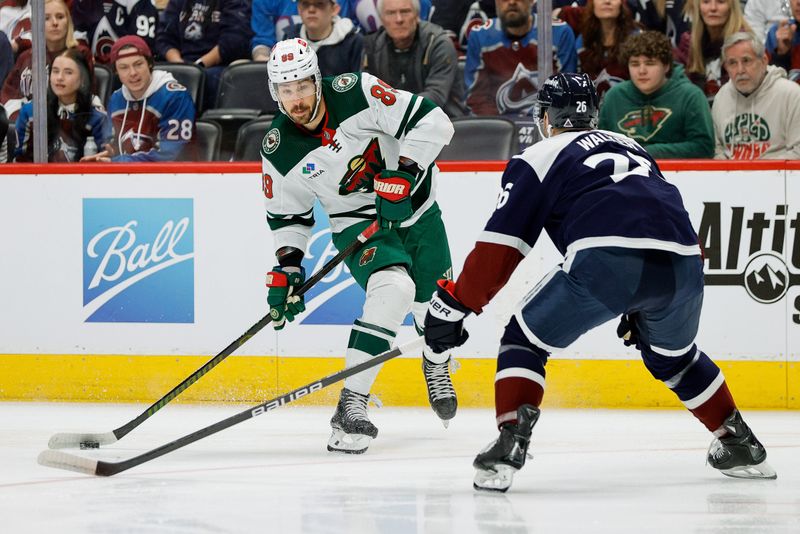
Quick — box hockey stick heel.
[48,431,117,450]
[37,337,425,476]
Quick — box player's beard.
[289,97,317,125]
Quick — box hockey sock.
[494,318,548,427]
[647,346,737,434]
[343,319,395,395]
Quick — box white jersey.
[260,72,454,253]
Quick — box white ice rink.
[1,402,798,533]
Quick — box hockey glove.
[616,313,641,350]
[374,169,415,230]
[424,279,471,354]
[266,266,306,331]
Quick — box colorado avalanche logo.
[496,63,540,115]
[618,106,673,142]
[92,17,119,64]
[338,138,384,195]
[120,129,155,153]
[593,68,624,102]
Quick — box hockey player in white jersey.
[261,38,457,453]
[424,72,776,491]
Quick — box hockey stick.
[38,336,425,476]
[47,221,380,450]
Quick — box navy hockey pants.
[514,246,704,360]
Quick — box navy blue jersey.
[454,129,701,313]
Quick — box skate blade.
[441,419,450,429]
[473,464,517,493]
[327,429,372,454]
[720,460,777,480]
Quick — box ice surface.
[1,402,798,533]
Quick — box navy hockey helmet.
[534,73,599,133]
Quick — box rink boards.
[1,160,799,409]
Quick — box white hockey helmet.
[267,38,323,122]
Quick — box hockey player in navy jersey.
[423,72,776,492]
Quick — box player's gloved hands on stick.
[425,279,471,354]
[374,168,415,230]
[616,313,641,350]
[266,266,306,330]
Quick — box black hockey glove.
[424,279,471,354]
[616,313,641,350]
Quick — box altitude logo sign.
[298,204,411,326]
[699,202,800,323]
[82,198,195,323]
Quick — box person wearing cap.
[155,0,252,111]
[83,35,196,162]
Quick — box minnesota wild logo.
[338,138,384,195]
[332,73,358,93]
[617,106,672,142]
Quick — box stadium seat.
[437,117,519,161]
[233,117,273,161]
[202,62,278,161]
[154,62,206,114]
[190,120,222,161]
[93,63,113,107]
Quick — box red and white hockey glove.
[424,280,471,354]
[374,169,415,230]
[266,266,306,331]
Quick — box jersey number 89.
[370,80,397,106]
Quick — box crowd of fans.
[0,0,798,162]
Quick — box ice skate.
[707,410,776,480]
[423,356,458,425]
[327,388,378,454]
[473,404,540,492]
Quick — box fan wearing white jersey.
[261,38,457,454]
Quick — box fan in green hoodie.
[598,31,714,159]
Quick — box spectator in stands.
[0,0,31,55]
[15,48,110,161]
[155,0,252,111]
[675,0,752,103]
[765,0,799,82]
[251,0,302,61]
[362,0,466,117]
[83,36,196,162]
[0,31,13,82]
[574,0,638,101]
[599,31,714,158]
[625,0,688,47]
[712,31,800,159]
[346,0,431,33]
[284,0,362,76]
[71,0,159,65]
[465,0,577,116]
[1,0,94,122]
[0,102,12,162]
[744,0,788,41]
